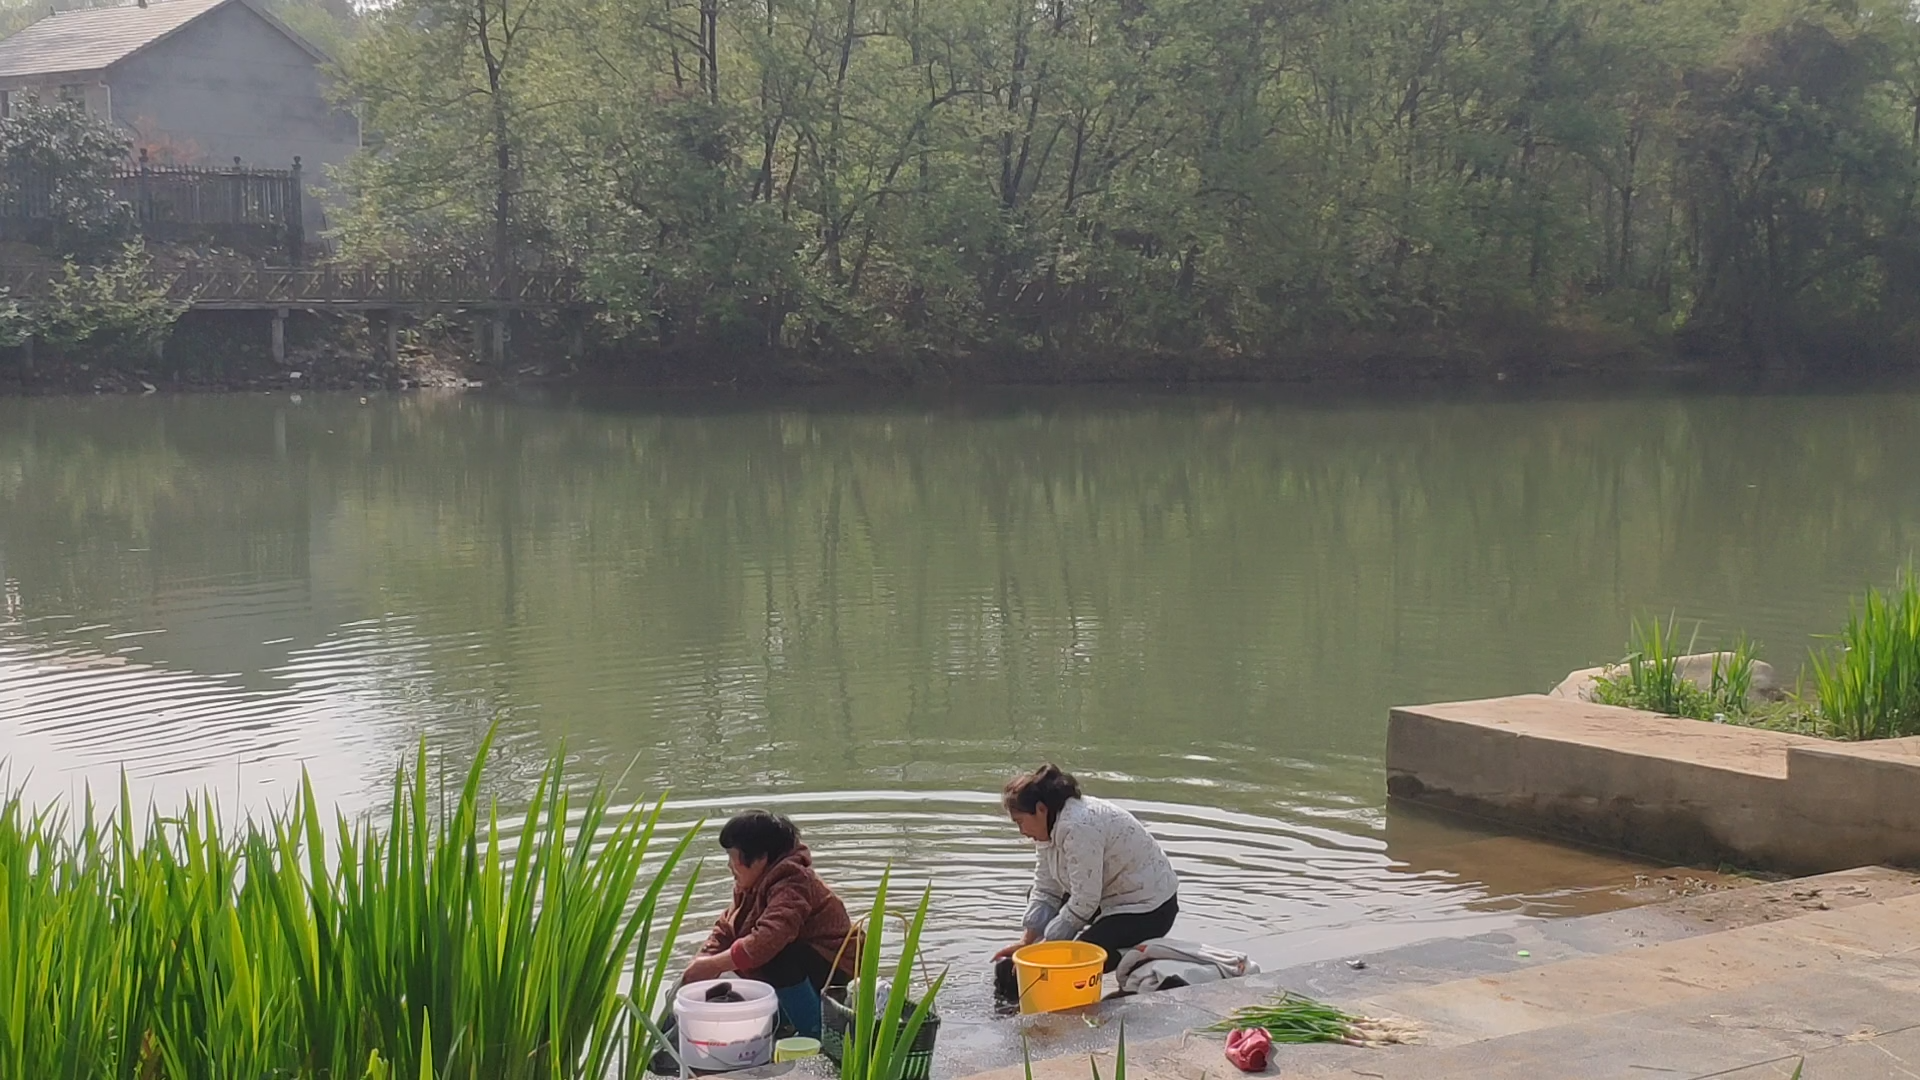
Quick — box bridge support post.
[490,313,507,367]
[471,314,487,365]
[384,310,401,368]
[271,308,288,365]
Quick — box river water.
[4,386,1920,1014]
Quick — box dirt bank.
[0,312,1871,398]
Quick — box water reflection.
[4,386,1920,1014]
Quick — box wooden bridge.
[1,262,592,365]
[0,263,590,312]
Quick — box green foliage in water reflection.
[6,394,1920,792]
[0,729,702,1079]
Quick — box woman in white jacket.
[992,764,1180,1001]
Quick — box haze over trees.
[11,0,1920,371]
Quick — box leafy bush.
[0,94,134,259]
[24,243,186,363]
[0,729,701,1079]
[1592,616,1756,721]
[1810,572,1920,740]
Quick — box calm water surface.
[4,386,1920,1014]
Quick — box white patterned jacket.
[1023,795,1180,941]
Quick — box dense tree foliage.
[329,0,1920,368]
[14,0,1920,369]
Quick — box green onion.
[1203,993,1418,1047]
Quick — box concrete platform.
[1385,695,1920,872]
[955,867,1920,1080]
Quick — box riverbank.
[963,866,1920,1080]
[0,312,1811,397]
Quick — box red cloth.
[700,845,860,978]
[1225,1027,1274,1073]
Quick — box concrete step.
[956,867,1920,1080]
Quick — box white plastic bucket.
[675,979,779,1072]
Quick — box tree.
[329,0,1920,370]
[1674,15,1915,356]
[332,0,551,272]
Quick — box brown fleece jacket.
[700,845,860,978]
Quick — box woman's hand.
[683,952,732,984]
[993,930,1041,962]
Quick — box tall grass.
[840,870,944,1080]
[1592,616,1756,721]
[0,728,702,1079]
[1811,572,1920,740]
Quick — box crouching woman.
[993,765,1180,1002]
[683,811,859,1038]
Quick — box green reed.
[839,869,943,1080]
[0,727,701,1080]
[1811,572,1920,740]
[1593,616,1755,722]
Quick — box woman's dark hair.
[718,810,801,864]
[1002,764,1081,819]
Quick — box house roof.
[0,0,328,81]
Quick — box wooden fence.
[0,153,303,261]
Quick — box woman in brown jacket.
[683,811,857,1038]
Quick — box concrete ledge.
[1387,695,1920,873]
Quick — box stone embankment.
[1386,694,1920,872]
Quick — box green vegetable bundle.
[1204,993,1418,1047]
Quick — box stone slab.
[1782,1025,1920,1079]
[1386,695,1920,872]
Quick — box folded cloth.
[1225,1027,1273,1072]
[1112,938,1260,995]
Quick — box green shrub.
[1811,572,1920,740]
[26,243,187,363]
[0,95,135,260]
[1592,616,1756,722]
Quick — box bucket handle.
[827,911,939,997]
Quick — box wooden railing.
[0,263,591,309]
[116,156,299,228]
[1,155,306,260]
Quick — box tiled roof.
[0,0,240,80]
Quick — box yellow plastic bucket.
[1011,941,1108,1014]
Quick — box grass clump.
[1591,615,1757,722]
[0,727,701,1080]
[1810,571,1920,740]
